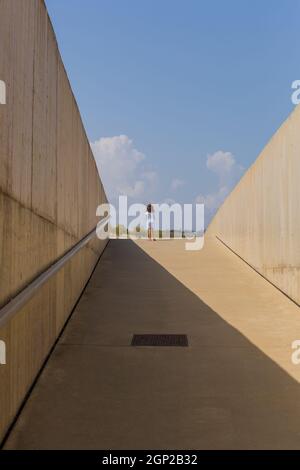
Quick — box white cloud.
[196,150,244,224]
[206,150,244,184]
[171,178,185,191]
[206,150,235,175]
[91,135,157,202]
[196,186,230,212]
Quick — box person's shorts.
[146,221,153,229]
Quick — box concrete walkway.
[4,236,300,449]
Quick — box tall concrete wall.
[0,0,107,440]
[208,103,300,305]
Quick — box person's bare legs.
[148,225,155,241]
[151,225,156,241]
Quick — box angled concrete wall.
[0,0,107,440]
[208,104,300,305]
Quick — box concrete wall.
[208,103,300,305]
[0,0,107,440]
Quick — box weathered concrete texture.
[208,104,300,305]
[0,0,107,440]
[4,238,300,450]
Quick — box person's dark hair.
[147,203,152,213]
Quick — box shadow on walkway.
[4,240,300,449]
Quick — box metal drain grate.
[131,334,188,347]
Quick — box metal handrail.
[0,215,110,329]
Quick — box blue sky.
[46,0,300,223]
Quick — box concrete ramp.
[4,237,300,450]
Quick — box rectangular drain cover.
[131,334,188,347]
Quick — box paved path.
[4,236,300,449]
